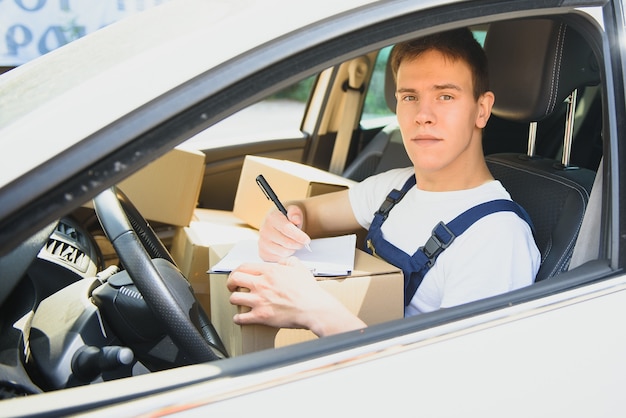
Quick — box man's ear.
[476,91,495,129]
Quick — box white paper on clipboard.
[208,234,356,276]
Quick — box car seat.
[483,18,601,281]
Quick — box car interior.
[345,18,602,281]
[191,15,604,276]
[0,11,608,400]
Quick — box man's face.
[395,49,492,189]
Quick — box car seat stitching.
[542,238,553,263]
[487,159,592,200]
[546,23,567,116]
[549,212,585,275]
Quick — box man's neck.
[415,159,494,192]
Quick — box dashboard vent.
[44,238,87,268]
[39,219,92,273]
[54,220,88,247]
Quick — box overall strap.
[366,175,416,255]
[404,199,534,305]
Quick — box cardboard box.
[170,209,259,316]
[233,155,356,229]
[209,248,403,356]
[117,147,206,227]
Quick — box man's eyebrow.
[433,83,462,91]
[396,83,463,93]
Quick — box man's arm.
[291,189,361,238]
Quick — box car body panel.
[137,278,626,418]
[4,262,623,416]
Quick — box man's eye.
[401,95,417,102]
[439,94,453,101]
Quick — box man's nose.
[414,101,435,124]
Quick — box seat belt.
[329,56,370,175]
[569,157,603,269]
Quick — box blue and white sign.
[0,0,170,66]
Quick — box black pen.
[256,174,312,252]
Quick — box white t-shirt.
[348,167,540,317]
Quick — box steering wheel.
[93,186,227,363]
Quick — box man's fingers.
[229,286,253,309]
[279,222,312,248]
[226,267,260,291]
[279,256,305,268]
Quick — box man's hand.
[258,205,312,262]
[227,257,366,337]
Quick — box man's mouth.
[411,134,442,145]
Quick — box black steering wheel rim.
[93,186,226,362]
[115,188,177,265]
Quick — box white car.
[0,0,624,416]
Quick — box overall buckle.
[420,222,456,266]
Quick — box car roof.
[0,0,381,191]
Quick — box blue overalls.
[364,175,534,307]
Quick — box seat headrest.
[484,18,600,123]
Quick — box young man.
[227,28,541,337]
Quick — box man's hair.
[390,28,489,100]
